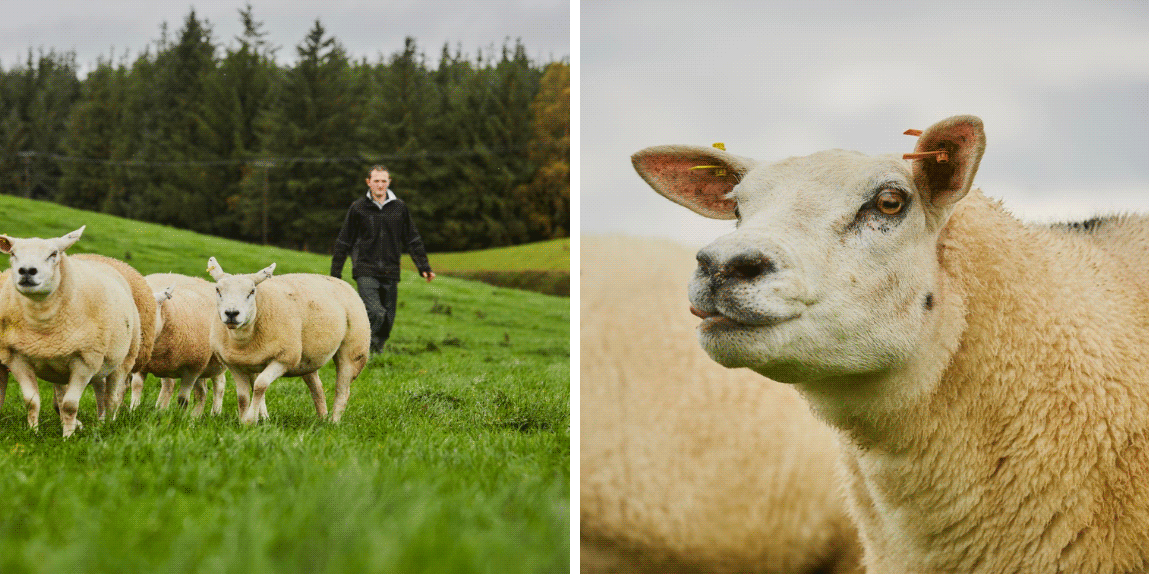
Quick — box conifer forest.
[0,6,570,253]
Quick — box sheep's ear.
[632,144,756,220]
[0,235,13,255]
[53,226,85,252]
[206,257,227,281]
[909,115,986,209]
[154,285,174,305]
[252,262,275,285]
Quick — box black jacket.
[330,193,432,281]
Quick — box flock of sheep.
[0,226,370,437]
[584,115,1149,572]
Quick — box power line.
[8,145,539,168]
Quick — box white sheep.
[128,273,227,416]
[581,235,862,574]
[633,114,1149,572]
[72,252,157,411]
[0,227,140,436]
[206,257,370,424]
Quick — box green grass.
[0,195,570,574]
[403,238,571,297]
[405,238,570,272]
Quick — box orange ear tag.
[901,129,949,163]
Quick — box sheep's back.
[143,273,216,375]
[74,253,155,372]
[259,273,367,370]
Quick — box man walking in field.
[331,165,435,353]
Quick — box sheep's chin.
[694,311,804,370]
[14,281,51,299]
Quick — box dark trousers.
[356,276,399,352]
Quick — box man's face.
[366,170,390,200]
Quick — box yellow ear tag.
[688,142,728,176]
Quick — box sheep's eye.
[734,205,742,223]
[877,189,906,215]
[49,250,58,259]
[248,289,255,297]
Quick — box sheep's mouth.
[15,278,45,293]
[690,306,799,328]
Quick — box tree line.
[0,6,569,253]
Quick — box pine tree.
[141,9,219,231]
[257,19,365,251]
[201,3,280,240]
[58,57,130,210]
[0,50,80,198]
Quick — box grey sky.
[2,0,569,73]
[582,0,1149,246]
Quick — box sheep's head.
[152,285,174,334]
[206,257,276,330]
[632,115,985,384]
[0,226,85,300]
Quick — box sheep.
[581,235,862,574]
[632,114,1149,572]
[206,257,370,424]
[0,227,140,436]
[72,252,157,411]
[127,273,227,416]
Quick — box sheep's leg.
[187,374,206,418]
[301,371,328,420]
[331,352,365,424]
[129,372,145,410]
[8,359,41,431]
[245,362,287,425]
[51,383,64,415]
[0,364,8,413]
[232,370,253,420]
[59,365,95,438]
[209,372,226,416]
[155,377,176,409]
[109,371,129,414]
[91,377,108,421]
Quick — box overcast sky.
[1,0,569,73]
[583,0,1149,247]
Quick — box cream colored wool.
[73,253,156,408]
[633,115,1149,572]
[129,273,226,416]
[0,228,140,436]
[206,258,370,424]
[581,235,862,574]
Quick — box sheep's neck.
[14,256,74,328]
[815,190,1149,571]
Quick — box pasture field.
[0,195,570,573]
[405,239,571,297]
[404,238,570,272]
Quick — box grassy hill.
[405,238,571,297]
[0,194,570,574]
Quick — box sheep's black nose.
[17,267,37,277]
[697,247,775,283]
[224,310,240,321]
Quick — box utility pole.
[252,159,274,245]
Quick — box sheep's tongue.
[690,306,713,319]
